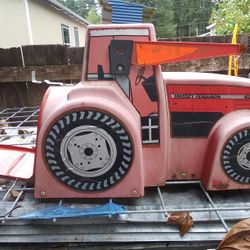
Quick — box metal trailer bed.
[0,106,249,249]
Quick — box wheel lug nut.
[40,191,46,196]
[181,172,187,178]
[131,189,138,196]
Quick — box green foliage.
[58,0,215,37]
[173,0,214,37]
[210,0,250,34]
[127,0,176,38]
[152,0,176,38]
[127,0,214,37]
[57,0,101,23]
[86,7,101,24]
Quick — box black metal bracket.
[109,40,133,76]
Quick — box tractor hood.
[163,72,250,87]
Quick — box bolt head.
[40,191,46,196]
[181,172,187,178]
[117,64,124,72]
[131,189,138,195]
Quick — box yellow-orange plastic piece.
[133,41,245,66]
[228,23,239,76]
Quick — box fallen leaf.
[0,119,8,135]
[168,212,193,236]
[10,190,23,201]
[18,129,32,138]
[218,218,250,250]
[10,190,20,198]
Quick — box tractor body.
[34,24,250,198]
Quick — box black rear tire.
[44,110,133,192]
[221,128,250,184]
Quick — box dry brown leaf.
[218,218,250,250]
[18,129,32,138]
[10,190,23,201]
[0,119,8,135]
[168,212,194,236]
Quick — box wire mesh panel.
[0,106,38,146]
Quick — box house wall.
[0,0,30,48]
[29,0,86,47]
[0,0,87,48]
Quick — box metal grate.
[0,106,39,146]
[0,107,249,246]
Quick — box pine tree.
[127,0,176,38]
[173,0,214,37]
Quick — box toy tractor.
[1,24,250,199]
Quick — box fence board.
[0,82,48,108]
[0,45,83,109]
[26,82,48,107]
[0,85,7,108]
[0,82,30,108]
[0,65,82,83]
[0,48,23,67]
[22,45,47,66]
[67,47,84,64]
[22,45,70,66]
[22,45,46,66]
[45,45,68,65]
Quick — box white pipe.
[23,0,33,45]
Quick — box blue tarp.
[20,201,126,220]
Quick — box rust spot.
[212,180,229,190]
[191,173,196,178]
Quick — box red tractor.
[1,24,250,199]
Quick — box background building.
[98,0,154,24]
[0,0,89,48]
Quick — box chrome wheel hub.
[237,142,250,171]
[60,125,117,178]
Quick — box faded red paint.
[0,24,250,199]
[167,84,250,113]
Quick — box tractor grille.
[141,114,160,144]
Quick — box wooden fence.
[0,34,250,109]
[0,45,83,108]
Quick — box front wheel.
[221,128,250,184]
[44,110,133,192]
